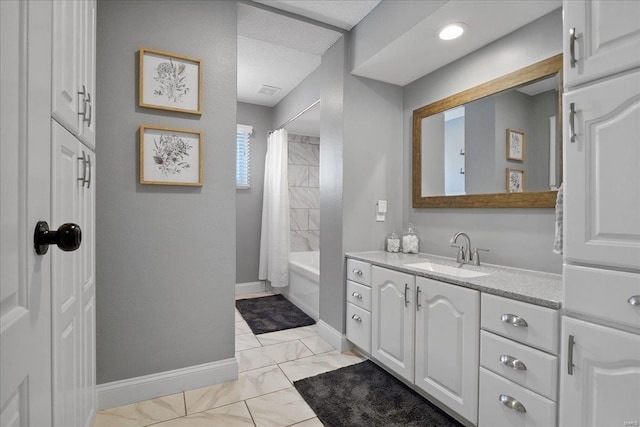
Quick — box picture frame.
[506,168,525,193]
[139,47,202,115]
[140,125,203,186]
[506,128,526,161]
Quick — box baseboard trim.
[316,320,352,353]
[235,281,266,295]
[97,357,238,410]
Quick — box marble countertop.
[346,251,562,309]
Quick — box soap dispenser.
[402,224,419,254]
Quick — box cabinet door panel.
[564,0,640,88]
[78,0,96,149]
[560,317,640,427]
[415,277,479,425]
[371,266,415,382]
[564,69,640,270]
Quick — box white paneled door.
[0,1,54,426]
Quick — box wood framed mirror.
[412,54,562,208]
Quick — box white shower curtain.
[258,129,290,288]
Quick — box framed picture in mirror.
[506,168,525,193]
[507,129,526,161]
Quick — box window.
[236,124,253,189]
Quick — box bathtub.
[283,251,319,321]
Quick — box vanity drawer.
[480,331,558,401]
[347,259,371,286]
[479,368,556,427]
[346,303,371,353]
[482,294,559,354]
[347,280,372,311]
[564,265,640,331]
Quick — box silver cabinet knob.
[499,394,526,413]
[628,296,640,306]
[499,355,527,371]
[501,313,528,327]
[352,268,363,276]
[351,314,362,322]
[351,291,362,299]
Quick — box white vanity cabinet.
[415,277,479,425]
[561,2,640,426]
[563,0,640,89]
[52,0,97,149]
[371,266,415,382]
[346,259,372,353]
[479,294,559,427]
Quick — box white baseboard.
[316,320,352,353]
[235,281,265,295]
[97,357,238,410]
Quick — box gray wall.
[273,67,321,130]
[96,0,237,383]
[319,34,404,333]
[403,9,563,274]
[465,97,496,194]
[528,90,558,191]
[236,102,272,284]
[495,90,532,191]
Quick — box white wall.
[402,9,563,273]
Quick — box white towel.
[553,183,563,254]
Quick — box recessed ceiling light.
[438,23,465,41]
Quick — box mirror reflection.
[421,74,560,197]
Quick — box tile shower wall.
[288,134,320,252]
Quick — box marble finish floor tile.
[237,340,314,373]
[291,418,324,427]
[236,333,262,352]
[278,350,365,382]
[236,291,275,300]
[256,326,317,347]
[184,365,291,415]
[92,392,185,427]
[153,402,254,427]
[235,320,253,336]
[300,335,334,355]
[246,387,316,427]
[235,310,243,322]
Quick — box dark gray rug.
[235,294,315,335]
[294,360,464,427]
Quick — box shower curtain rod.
[269,99,321,134]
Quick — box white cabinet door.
[371,266,415,382]
[560,317,640,427]
[563,69,640,270]
[415,277,480,425]
[564,0,640,88]
[0,2,53,425]
[52,0,82,136]
[78,0,96,149]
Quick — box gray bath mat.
[294,360,464,427]
[235,294,315,335]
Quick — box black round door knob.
[34,221,82,255]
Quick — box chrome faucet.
[450,232,490,265]
[450,232,472,264]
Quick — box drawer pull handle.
[499,394,526,413]
[352,268,363,276]
[351,314,362,322]
[628,296,640,306]
[569,102,577,143]
[568,334,576,375]
[569,27,579,68]
[404,283,410,307]
[351,291,362,299]
[416,286,422,311]
[499,355,527,371]
[500,313,528,327]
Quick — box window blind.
[236,124,253,189]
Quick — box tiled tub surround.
[346,251,562,308]
[288,134,320,252]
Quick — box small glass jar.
[402,224,419,254]
[386,232,400,253]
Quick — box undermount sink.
[405,262,490,278]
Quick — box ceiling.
[237,0,562,134]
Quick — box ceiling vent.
[258,84,281,96]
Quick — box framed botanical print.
[506,168,525,193]
[140,125,203,186]
[507,128,526,161]
[139,47,202,115]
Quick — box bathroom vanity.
[345,252,562,427]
